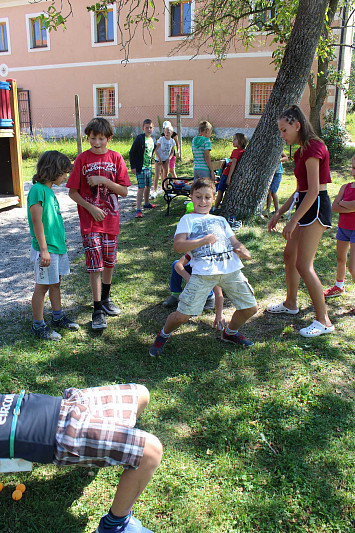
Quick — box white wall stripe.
[8,51,273,73]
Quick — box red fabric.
[66,150,131,236]
[339,183,355,230]
[222,148,245,176]
[294,139,331,191]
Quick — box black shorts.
[296,190,332,227]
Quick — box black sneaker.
[101,298,121,316]
[149,331,169,357]
[162,294,179,307]
[51,314,80,330]
[221,328,253,348]
[203,295,215,310]
[31,324,62,341]
[92,310,107,330]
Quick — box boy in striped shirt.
[192,121,214,181]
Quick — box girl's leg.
[266,191,272,211]
[282,225,301,310]
[335,239,350,282]
[154,162,161,192]
[296,221,332,327]
[48,282,61,312]
[32,283,49,321]
[162,161,169,183]
[272,192,279,212]
[348,242,355,283]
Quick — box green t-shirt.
[192,135,211,171]
[27,182,67,254]
[143,136,155,169]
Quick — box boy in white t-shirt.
[149,178,258,356]
[153,125,176,195]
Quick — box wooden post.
[176,94,182,160]
[8,79,24,207]
[75,94,82,154]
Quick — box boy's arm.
[174,255,191,283]
[204,150,214,179]
[339,199,355,211]
[173,232,218,253]
[212,286,225,330]
[168,144,175,160]
[68,188,106,221]
[229,235,251,260]
[155,142,162,163]
[226,159,238,187]
[30,203,51,266]
[86,176,128,198]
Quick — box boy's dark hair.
[84,117,113,138]
[191,177,216,195]
[32,151,72,185]
[234,133,248,149]
[142,118,153,127]
[198,120,212,133]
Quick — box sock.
[171,292,180,297]
[33,319,45,329]
[101,510,130,530]
[94,301,102,312]
[52,309,64,320]
[335,280,344,289]
[161,327,171,338]
[102,283,111,302]
[225,324,238,336]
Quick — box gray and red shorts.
[53,384,146,469]
[82,232,118,272]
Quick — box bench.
[162,160,226,216]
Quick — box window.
[93,84,118,118]
[253,9,273,31]
[165,0,194,41]
[0,19,9,53]
[91,5,117,47]
[96,9,114,43]
[245,78,275,119]
[26,13,50,52]
[164,81,193,118]
[170,1,191,36]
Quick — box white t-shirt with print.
[175,213,243,275]
[155,137,176,162]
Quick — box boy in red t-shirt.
[214,132,247,210]
[67,118,131,330]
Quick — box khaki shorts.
[177,270,256,316]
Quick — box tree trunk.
[223,0,330,219]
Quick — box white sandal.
[299,320,334,338]
[266,302,299,315]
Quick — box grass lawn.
[0,140,354,532]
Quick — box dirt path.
[0,182,138,317]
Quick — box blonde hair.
[198,120,212,133]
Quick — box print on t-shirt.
[82,161,118,215]
[189,217,234,263]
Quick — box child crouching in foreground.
[149,178,258,356]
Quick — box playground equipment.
[0,78,24,209]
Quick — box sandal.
[266,302,299,315]
[299,320,334,338]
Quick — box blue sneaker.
[31,324,62,341]
[149,331,169,357]
[96,511,143,533]
[221,328,253,348]
[51,314,80,330]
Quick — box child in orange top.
[214,133,247,210]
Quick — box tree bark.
[223,0,330,219]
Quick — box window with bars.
[250,82,273,115]
[95,9,114,43]
[170,1,191,36]
[0,22,8,52]
[96,87,116,116]
[29,17,47,48]
[168,85,190,115]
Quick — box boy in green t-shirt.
[129,119,157,218]
[192,120,214,181]
[27,151,79,340]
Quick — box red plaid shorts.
[53,385,146,469]
[82,233,118,272]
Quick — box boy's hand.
[40,249,51,267]
[88,205,106,221]
[213,314,225,331]
[87,175,107,187]
[233,243,251,260]
[203,234,218,246]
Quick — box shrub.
[321,110,348,163]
